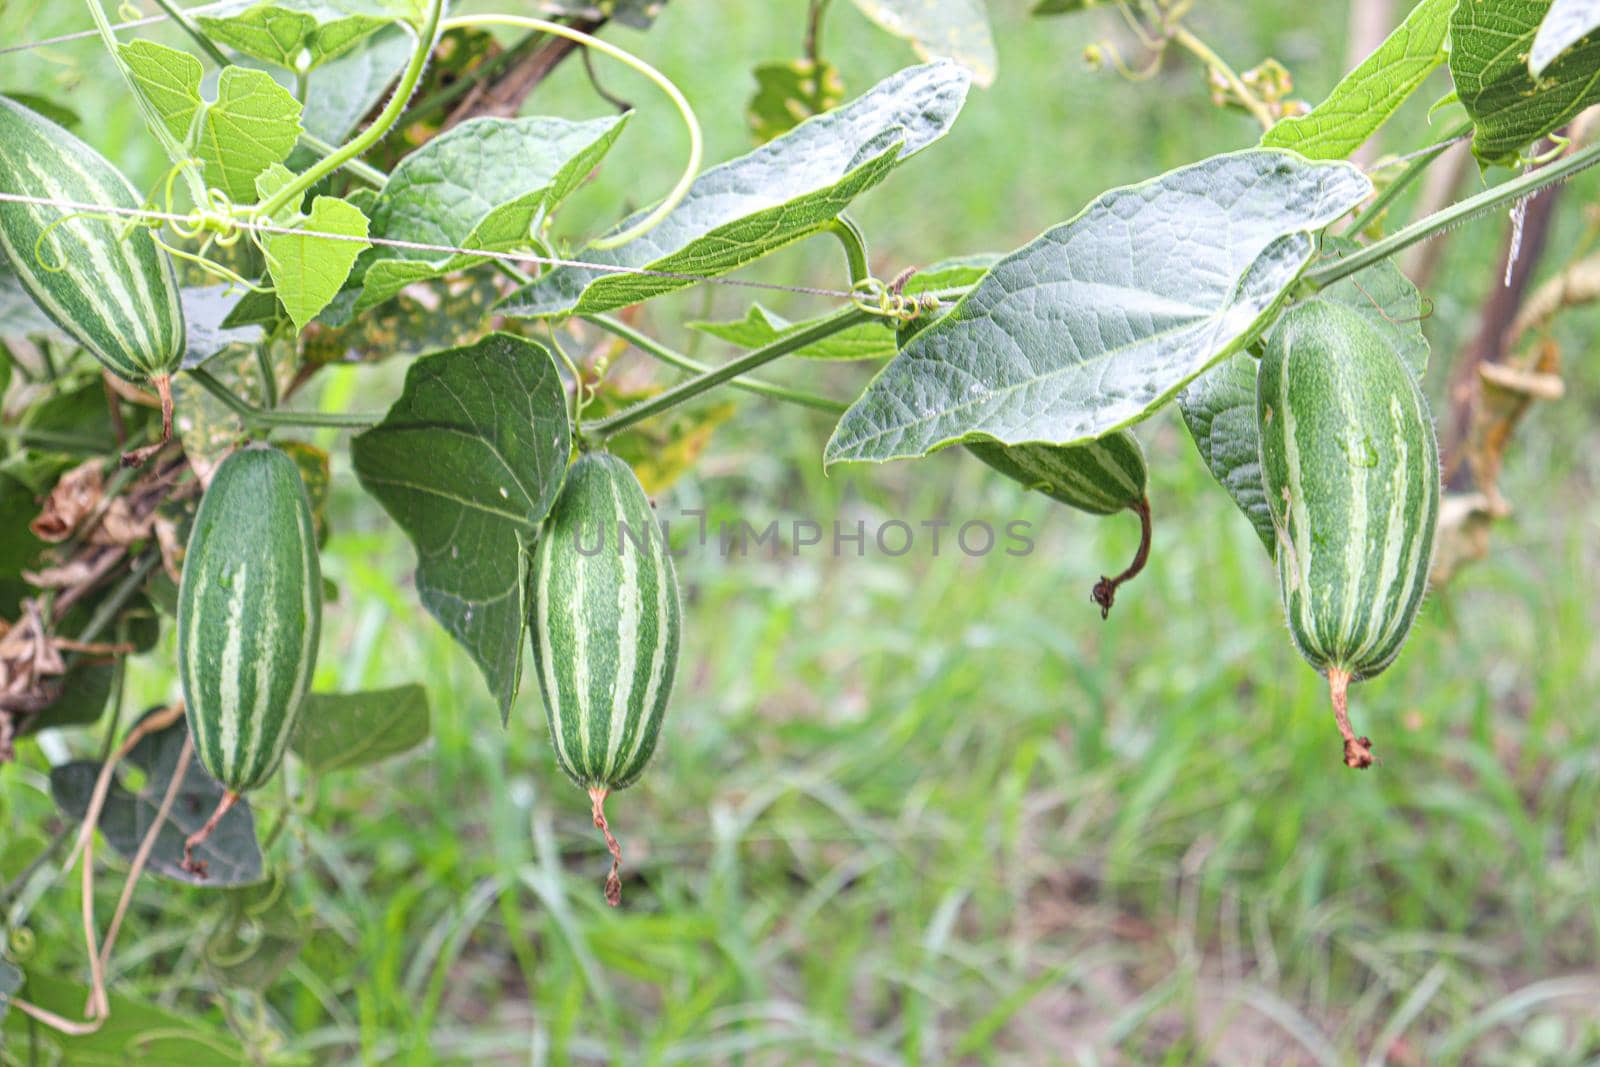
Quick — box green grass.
[5,1,1600,1064]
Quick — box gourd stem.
[1342,121,1473,238]
[1091,496,1152,619]
[581,314,847,414]
[588,304,875,437]
[589,788,623,908]
[182,789,240,878]
[1328,667,1374,770]
[1307,136,1600,290]
[825,215,870,285]
[119,374,173,468]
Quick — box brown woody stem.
[1092,497,1152,619]
[119,375,172,469]
[182,789,239,878]
[589,787,623,907]
[1328,667,1374,770]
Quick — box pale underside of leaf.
[500,60,971,319]
[1530,0,1600,75]
[824,150,1371,466]
[1451,0,1600,164]
[849,0,998,87]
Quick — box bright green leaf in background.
[290,684,431,772]
[1177,234,1427,552]
[1031,0,1103,13]
[258,176,372,330]
[355,114,628,311]
[747,59,846,143]
[49,708,264,886]
[500,61,971,319]
[1451,0,1600,164]
[824,150,1370,466]
[1530,0,1600,74]
[196,0,418,72]
[295,24,412,143]
[351,335,571,719]
[1,972,246,1064]
[849,0,997,87]
[1260,0,1453,159]
[118,39,303,201]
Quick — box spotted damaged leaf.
[826,150,1371,466]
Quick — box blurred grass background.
[3,0,1600,1063]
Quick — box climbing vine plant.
[1,0,1598,1052]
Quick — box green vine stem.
[258,0,446,219]
[825,215,870,285]
[583,313,847,413]
[1306,136,1600,291]
[1168,25,1274,131]
[187,368,380,429]
[588,304,874,437]
[440,13,703,250]
[1343,121,1474,238]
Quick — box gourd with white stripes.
[177,446,322,874]
[530,452,682,906]
[0,95,185,465]
[968,431,1153,617]
[1257,300,1439,769]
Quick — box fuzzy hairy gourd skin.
[1257,300,1439,684]
[966,431,1147,516]
[179,447,321,795]
[0,96,184,384]
[530,452,682,794]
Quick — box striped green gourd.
[968,432,1152,617]
[177,446,321,873]
[530,452,681,906]
[0,97,184,422]
[1257,300,1439,769]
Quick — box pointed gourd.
[1256,300,1440,769]
[530,452,682,905]
[0,96,184,383]
[177,446,321,873]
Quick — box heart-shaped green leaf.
[119,39,303,201]
[501,61,971,319]
[355,114,627,311]
[350,334,571,718]
[290,684,430,771]
[262,190,371,330]
[825,150,1370,466]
